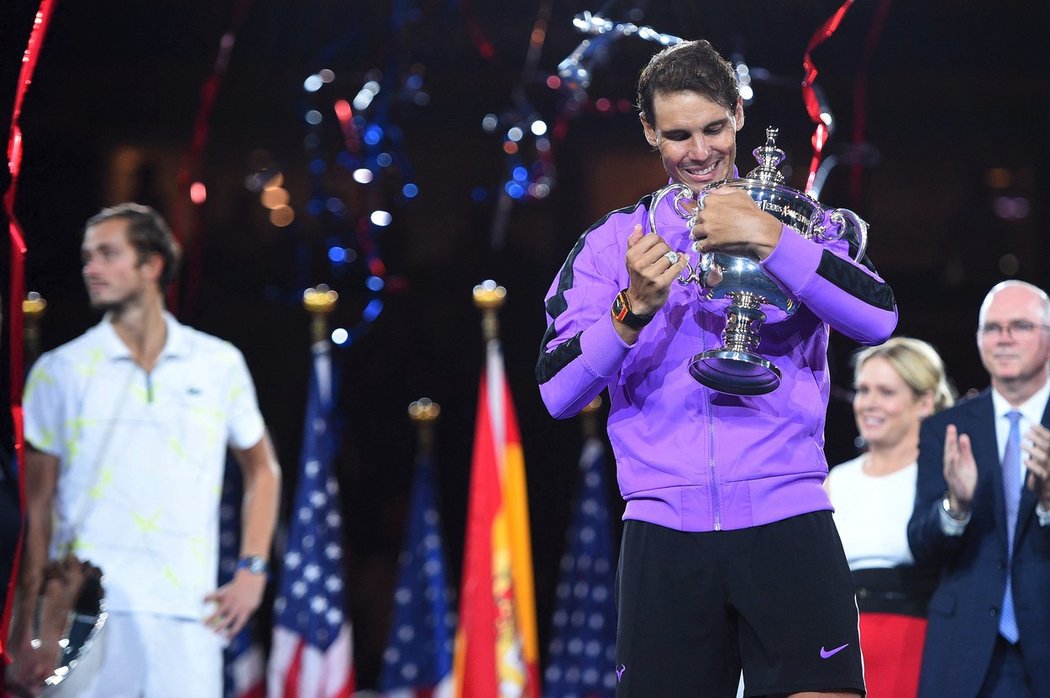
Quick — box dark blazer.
[908,389,1050,697]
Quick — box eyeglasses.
[977,320,1050,337]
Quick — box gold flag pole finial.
[303,284,339,344]
[472,280,506,343]
[408,397,441,457]
[23,291,47,368]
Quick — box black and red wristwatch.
[611,289,654,329]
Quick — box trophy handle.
[646,183,706,286]
[647,183,697,235]
[822,208,869,263]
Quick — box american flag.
[267,341,355,698]
[218,456,265,698]
[543,437,618,697]
[377,451,456,698]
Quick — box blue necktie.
[999,410,1022,643]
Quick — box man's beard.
[88,291,135,314]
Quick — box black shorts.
[614,511,865,697]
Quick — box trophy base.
[689,349,782,396]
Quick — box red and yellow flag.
[452,338,539,697]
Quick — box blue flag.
[267,341,355,697]
[218,456,265,698]
[378,451,456,697]
[543,437,618,697]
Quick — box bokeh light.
[261,187,290,209]
[190,181,207,204]
[362,299,384,322]
[269,205,295,227]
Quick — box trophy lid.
[746,127,786,184]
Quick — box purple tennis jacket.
[536,188,898,532]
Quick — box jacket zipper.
[697,290,721,531]
[707,389,720,530]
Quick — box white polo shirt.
[23,313,265,619]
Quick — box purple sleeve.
[760,225,898,344]
[535,226,633,419]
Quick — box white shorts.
[45,611,224,698]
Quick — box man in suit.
[909,280,1050,697]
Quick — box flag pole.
[408,397,440,458]
[21,292,46,371]
[268,282,355,697]
[377,396,456,695]
[453,279,541,696]
[303,283,338,343]
[472,279,506,343]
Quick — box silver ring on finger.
[664,251,679,265]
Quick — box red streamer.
[172,0,254,315]
[3,0,58,661]
[801,0,855,196]
[6,0,56,418]
[462,0,497,61]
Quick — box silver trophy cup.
[6,556,107,696]
[648,127,868,395]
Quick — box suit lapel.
[1014,398,1050,543]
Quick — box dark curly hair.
[85,203,182,292]
[636,40,739,125]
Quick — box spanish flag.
[452,335,539,697]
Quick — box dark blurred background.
[3,0,1049,687]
